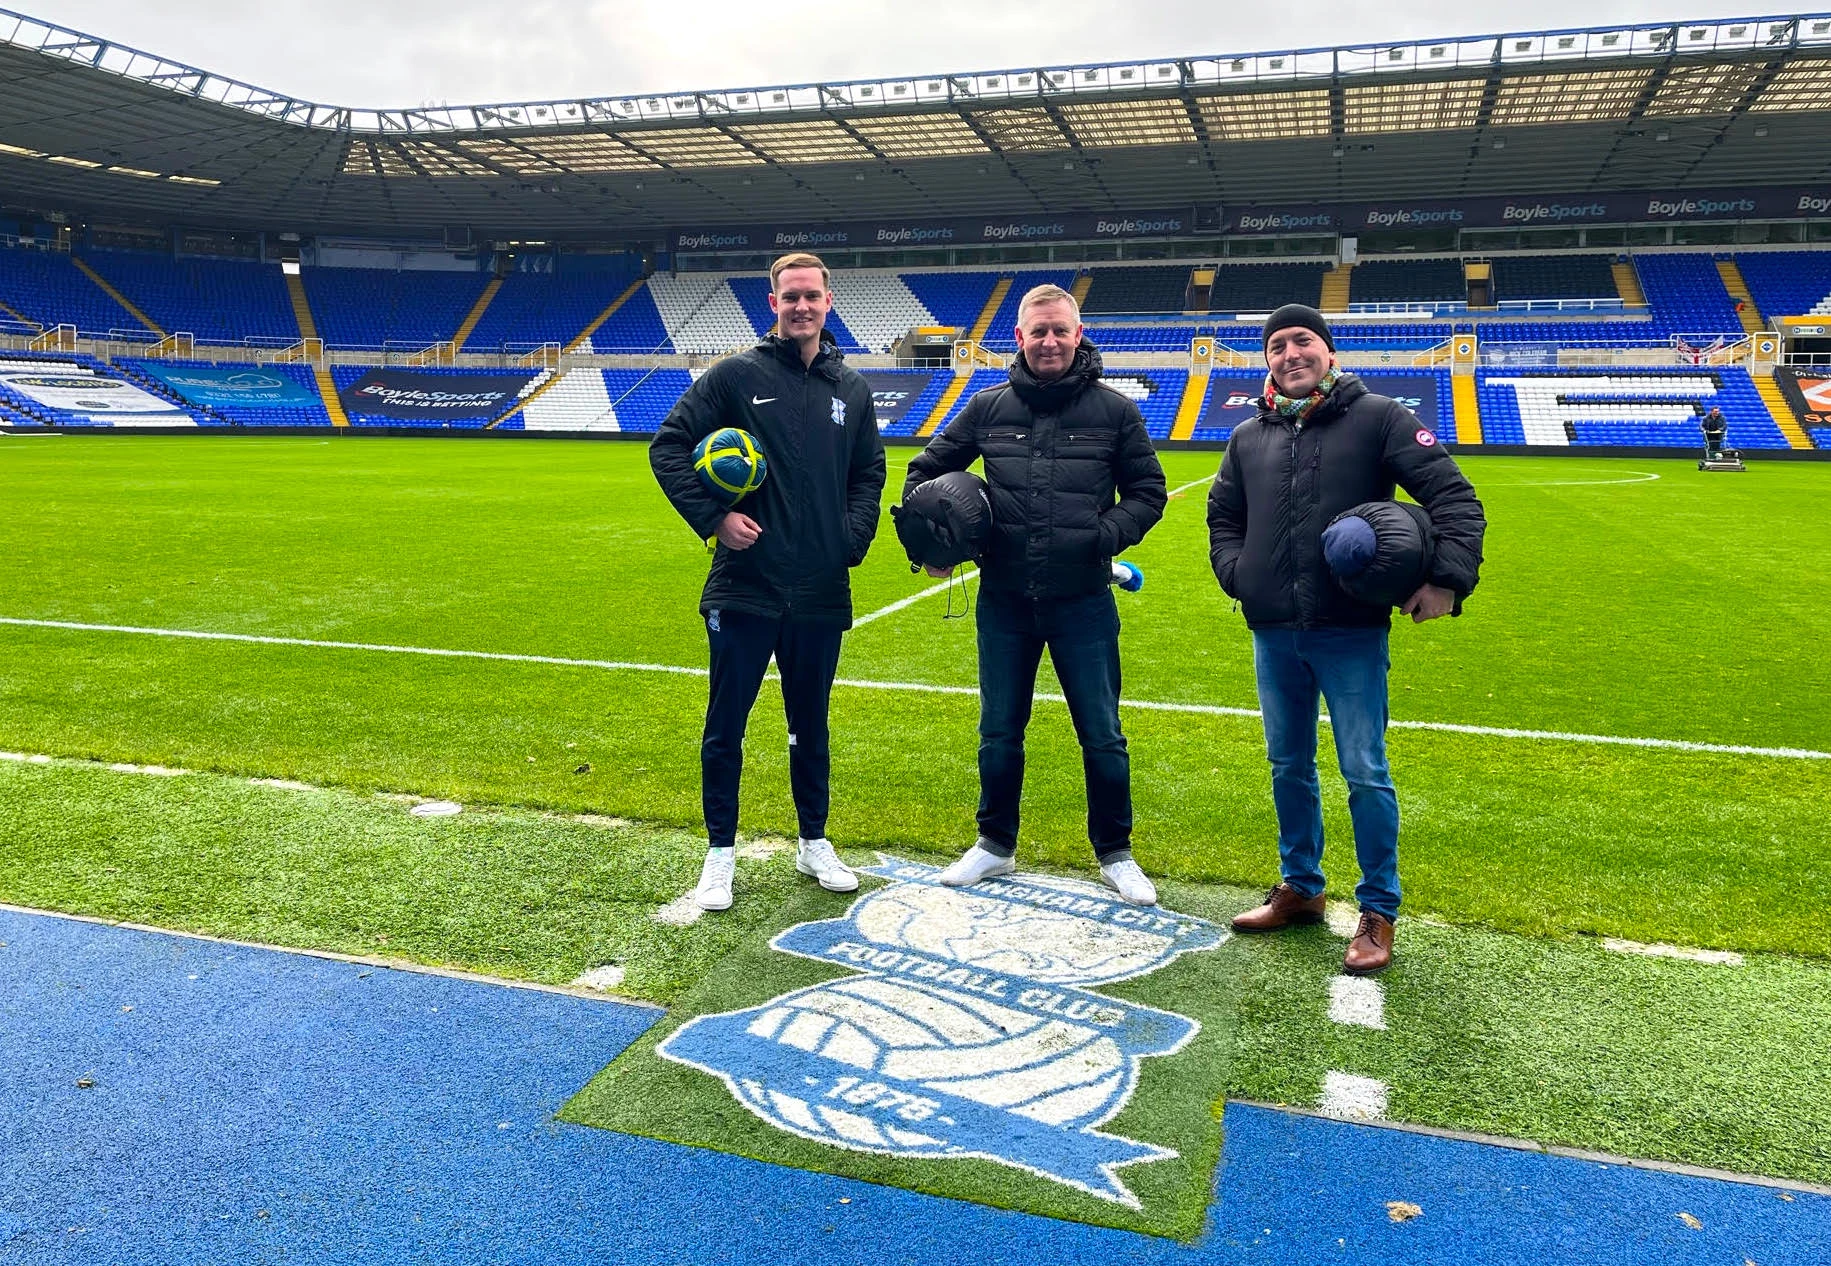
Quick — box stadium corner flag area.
[2,5,1831,1263]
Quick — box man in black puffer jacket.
[1209,304,1485,975]
[903,284,1167,905]
[651,252,886,913]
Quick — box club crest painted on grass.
[657,858,1228,1206]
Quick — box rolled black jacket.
[1207,374,1485,630]
[903,341,1167,600]
[650,331,886,627]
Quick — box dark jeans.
[975,586,1131,861]
[701,607,843,849]
[1251,627,1401,920]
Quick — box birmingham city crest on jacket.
[658,859,1228,1206]
[831,396,847,427]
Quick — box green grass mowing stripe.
[0,439,1824,954]
[1227,914,1831,1189]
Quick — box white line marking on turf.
[1168,474,1216,497]
[1319,1071,1388,1121]
[1328,975,1388,1030]
[1325,903,1361,937]
[250,778,317,792]
[651,891,705,927]
[1602,937,1745,967]
[852,569,981,628]
[1494,470,1661,487]
[108,762,188,777]
[4,616,1826,761]
[571,964,627,991]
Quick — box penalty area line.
[1,616,1825,762]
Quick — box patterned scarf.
[1261,362,1341,424]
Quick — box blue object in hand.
[1111,560,1144,593]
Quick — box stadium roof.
[1,8,1829,240]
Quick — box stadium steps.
[1752,368,1812,449]
[1319,263,1354,310]
[567,277,649,352]
[1070,273,1093,307]
[71,256,162,335]
[487,368,560,429]
[1715,260,1765,333]
[1452,375,1483,444]
[919,375,972,437]
[0,298,40,330]
[1169,371,1210,440]
[282,271,349,428]
[449,277,504,354]
[967,278,1013,343]
[1611,260,1647,307]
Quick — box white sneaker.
[695,847,736,911]
[937,842,1016,888]
[1099,857,1158,906]
[795,838,858,893]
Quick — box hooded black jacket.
[650,331,886,627]
[1207,374,1485,630]
[902,341,1167,601]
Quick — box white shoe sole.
[695,888,732,911]
[1100,874,1157,907]
[938,857,1016,887]
[796,859,859,893]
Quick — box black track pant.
[701,606,844,849]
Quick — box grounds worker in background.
[904,284,1167,905]
[1208,304,1485,974]
[649,252,886,912]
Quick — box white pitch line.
[1327,975,1388,1030]
[1602,937,1745,967]
[852,569,981,628]
[1319,1071,1388,1121]
[1168,474,1216,497]
[651,890,704,927]
[2,616,1825,761]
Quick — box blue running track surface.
[3,908,1824,1264]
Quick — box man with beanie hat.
[1207,303,1485,974]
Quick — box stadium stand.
[869,369,954,439]
[1489,254,1618,302]
[0,352,202,425]
[303,267,492,349]
[646,274,757,354]
[82,252,297,346]
[0,245,146,335]
[825,271,939,353]
[1207,262,1329,313]
[1631,254,1743,337]
[464,257,650,353]
[900,272,1003,332]
[500,367,694,432]
[977,270,1078,349]
[1349,258,1465,305]
[1080,267,1190,315]
[1086,325,1198,351]
[1476,368,1781,448]
[120,359,330,428]
[724,276,863,353]
[1733,251,1831,319]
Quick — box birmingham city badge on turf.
[658,858,1228,1207]
[692,427,767,507]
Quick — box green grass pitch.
[0,433,1827,1224]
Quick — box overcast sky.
[37,1,1738,107]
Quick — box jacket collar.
[1260,371,1367,426]
[1008,338,1103,410]
[760,329,844,381]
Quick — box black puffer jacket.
[1207,374,1485,630]
[650,331,886,627]
[903,341,1167,600]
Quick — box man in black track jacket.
[903,284,1167,905]
[1209,303,1485,975]
[650,252,886,913]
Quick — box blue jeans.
[1251,627,1400,919]
[976,587,1131,861]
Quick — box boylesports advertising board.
[1200,373,1441,436]
[339,369,536,422]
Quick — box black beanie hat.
[1262,303,1335,353]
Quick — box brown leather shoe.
[1343,911,1395,975]
[1231,883,1327,933]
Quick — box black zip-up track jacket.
[1206,374,1486,630]
[650,332,886,627]
[903,341,1167,600]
